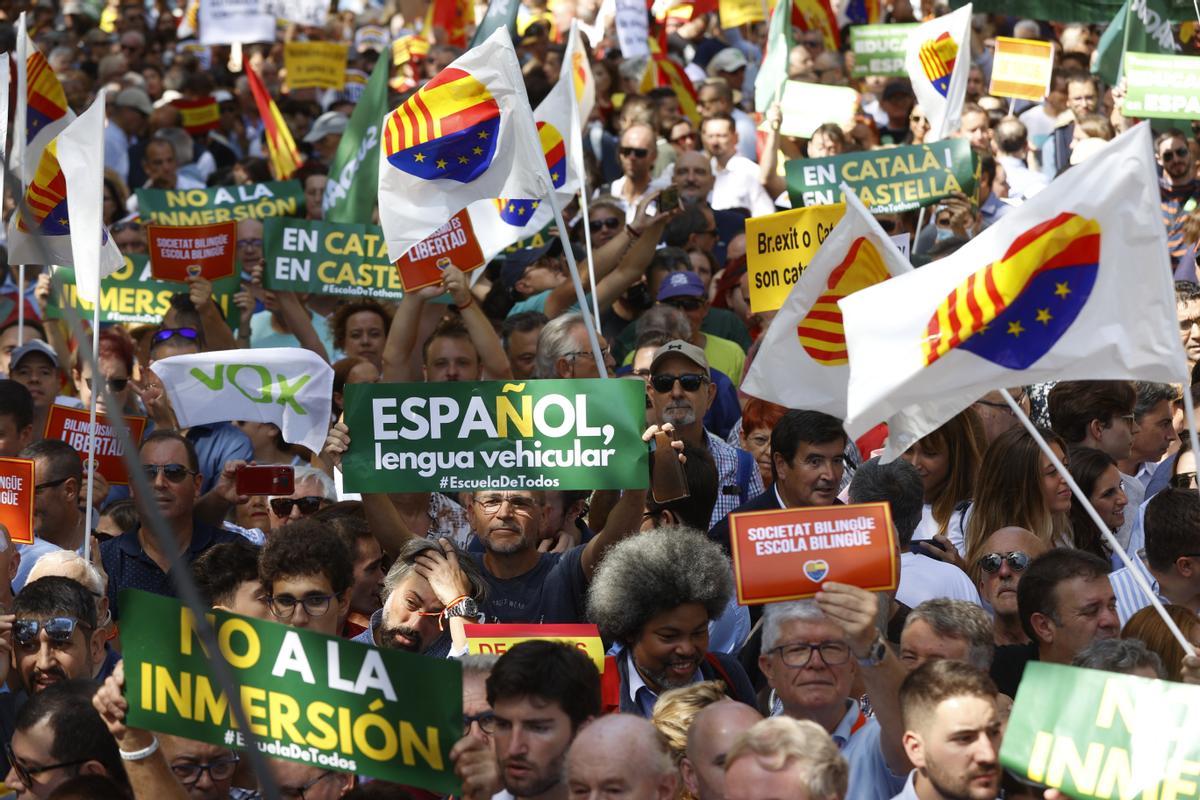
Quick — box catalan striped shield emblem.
[918,32,957,98]
[798,237,892,365]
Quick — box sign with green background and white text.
[1122,52,1200,120]
[136,181,304,226]
[999,662,1200,799]
[121,589,463,795]
[786,139,978,214]
[341,380,649,493]
[46,256,240,326]
[850,24,917,77]
[262,217,404,301]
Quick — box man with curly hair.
[587,526,755,716]
[258,517,354,636]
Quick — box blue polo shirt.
[100,520,243,620]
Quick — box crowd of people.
[0,0,1195,798]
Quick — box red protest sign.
[0,458,36,544]
[394,209,485,291]
[44,405,148,486]
[729,502,899,604]
[147,222,237,282]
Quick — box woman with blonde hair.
[901,407,987,554]
[1122,605,1200,682]
[963,426,1073,565]
[651,680,728,799]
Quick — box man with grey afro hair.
[586,526,756,716]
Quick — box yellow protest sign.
[746,204,845,313]
[463,624,606,673]
[718,0,765,28]
[989,37,1054,101]
[284,42,350,90]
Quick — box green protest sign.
[786,139,978,214]
[1122,52,1200,120]
[341,380,650,493]
[999,662,1200,798]
[136,181,304,226]
[850,24,917,78]
[262,217,404,301]
[45,256,240,326]
[120,589,463,794]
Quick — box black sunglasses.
[651,373,707,393]
[110,221,142,234]
[671,131,697,144]
[13,617,89,647]
[152,327,200,344]
[589,217,622,233]
[977,551,1031,574]
[84,376,130,392]
[1162,146,1190,163]
[665,297,705,312]
[619,146,649,159]
[142,463,196,483]
[270,496,324,517]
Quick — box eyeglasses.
[142,463,196,484]
[651,372,707,393]
[619,146,650,159]
[269,496,325,517]
[152,326,200,344]
[475,495,539,515]
[267,593,335,620]
[977,551,1032,574]
[170,755,240,786]
[1162,146,1190,163]
[565,346,612,361]
[110,221,142,234]
[4,743,89,788]
[665,297,705,312]
[671,132,697,144]
[768,641,850,668]
[464,711,497,735]
[589,217,622,233]
[1171,471,1198,489]
[13,617,90,648]
[279,769,336,800]
[84,376,130,392]
[237,237,264,249]
[34,476,71,493]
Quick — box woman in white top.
[901,407,987,556]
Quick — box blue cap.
[657,270,705,301]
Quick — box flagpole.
[576,177,601,324]
[15,266,23,346]
[567,21,602,324]
[82,297,100,562]
[543,178,609,378]
[999,388,1197,656]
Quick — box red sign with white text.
[394,209,485,291]
[44,405,148,485]
[0,458,36,544]
[729,502,899,604]
[147,222,238,282]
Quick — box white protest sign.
[151,348,334,453]
[776,81,860,139]
[264,0,330,25]
[615,0,650,59]
[200,0,276,45]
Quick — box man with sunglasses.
[655,273,745,383]
[259,517,354,637]
[158,734,241,800]
[611,122,668,223]
[647,340,761,530]
[100,431,242,621]
[971,527,1048,646]
[1155,128,1200,260]
[111,220,148,255]
[266,466,336,531]
[11,576,106,696]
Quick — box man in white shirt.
[697,78,757,161]
[992,118,1049,201]
[701,115,775,218]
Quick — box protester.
[565,715,678,800]
[898,599,995,672]
[723,718,847,800]
[966,527,1050,646]
[681,699,764,800]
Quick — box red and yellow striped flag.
[640,39,699,124]
[246,65,304,181]
[426,0,474,48]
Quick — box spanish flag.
[640,39,699,124]
[426,0,474,48]
[246,64,303,181]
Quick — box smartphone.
[910,538,948,556]
[658,186,680,214]
[651,430,689,503]
[236,465,294,496]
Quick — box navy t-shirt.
[469,546,588,623]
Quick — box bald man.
[566,714,676,800]
[681,700,763,800]
[973,527,1049,645]
[673,150,715,205]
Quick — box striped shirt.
[706,430,765,529]
[1160,179,1200,259]
[1109,552,1165,626]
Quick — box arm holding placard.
[443,265,512,380]
[816,582,911,777]
[380,285,442,382]
[758,103,789,199]
[93,661,190,800]
[36,272,75,387]
[186,275,238,353]
[249,263,329,362]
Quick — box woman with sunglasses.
[71,331,139,417]
[963,426,1073,557]
[1066,447,1128,564]
[901,408,987,556]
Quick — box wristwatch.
[855,634,889,668]
[445,597,481,621]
